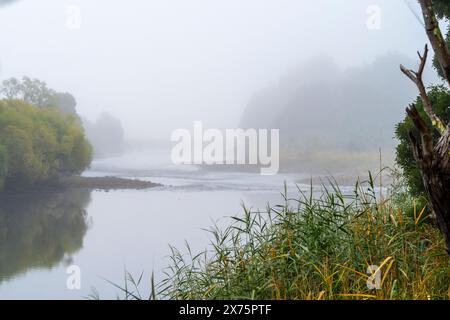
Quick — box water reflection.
[0,189,91,283]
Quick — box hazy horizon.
[0,0,437,141]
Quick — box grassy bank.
[116,171,449,300]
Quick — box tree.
[396,1,450,196]
[48,92,78,116]
[0,78,22,99]
[399,0,450,254]
[0,144,7,190]
[83,112,125,157]
[434,0,450,19]
[1,77,55,108]
[0,77,80,119]
[0,99,92,191]
[395,85,450,197]
[431,0,450,78]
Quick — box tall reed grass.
[113,171,450,300]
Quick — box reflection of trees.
[0,189,91,282]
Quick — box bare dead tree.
[400,0,450,254]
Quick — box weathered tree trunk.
[419,0,450,85]
[406,106,450,254]
[400,0,450,254]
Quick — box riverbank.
[0,176,162,194]
[152,174,449,300]
[58,176,162,191]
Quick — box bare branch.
[400,44,444,132]
[400,65,417,83]
[417,45,428,77]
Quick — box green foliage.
[1,77,55,108]
[432,25,450,79]
[1,77,79,119]
[395,86,450,197]
[159,177,448,300]
[434,0,450,20]
[395,0,450,195]
[0,144,7,191]
[0,99,92,190]
[48,92,78,116]
[0,76,91,190]
[116,174,449,300]
[432,0,450,79]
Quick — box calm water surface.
[0,151,342,299]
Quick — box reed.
[113,170,450,300]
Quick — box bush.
[0,99,92,190]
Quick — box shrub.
[0,99,92,190]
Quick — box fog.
[0,0,435,142]
[2,0,450,299]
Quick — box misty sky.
[0,0,434,139]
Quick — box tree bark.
[419,0,450,86]
[406,105,450,254]
[400,0,450,254]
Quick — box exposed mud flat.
[58,176,162,191]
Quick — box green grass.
[112,170,450,300]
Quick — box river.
[0,150,354,299]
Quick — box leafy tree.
[434,0,450,19]
[0,99,92,191]
[0,77,80,119]
[1,125,42,185]
[398,0,450,253]
[395,0,450,197]
[49,92,78,116]
[0,76,91,191]
[432,0,450,78]
[0,144,7,190]
[395,85,450,197]
[432,28,450,79]
[0,78,21,99]
[1,77,55,108]
[83,112,125,157]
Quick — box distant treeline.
[240,53,426,170]
[82,112,125,158]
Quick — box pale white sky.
[0,0,432,139]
